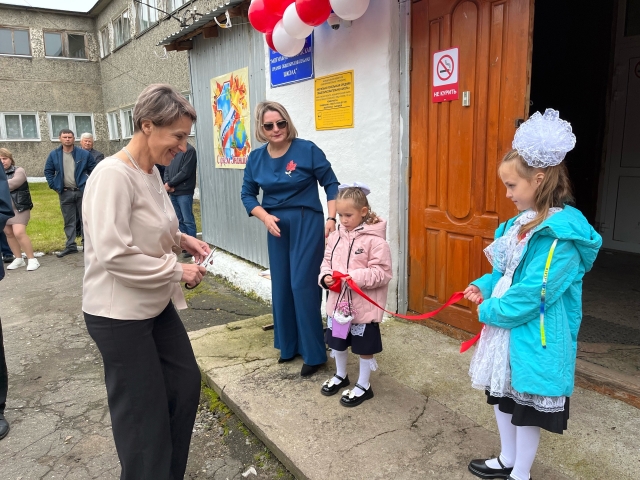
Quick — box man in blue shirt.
[44,129,96,257]
[164,144,198,258]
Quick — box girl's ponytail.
[336,187,380,225]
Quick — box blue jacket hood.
[534,205,601,271]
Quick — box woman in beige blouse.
[0,148,38,271]
[82,84,208,480]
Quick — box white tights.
[486,405,541,480]
[328,350,378,396]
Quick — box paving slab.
[192,316,639,480]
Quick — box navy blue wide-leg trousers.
[267,207,327,366]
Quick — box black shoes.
[468,457,513,479]
[182,250,193,259]
[0,413,9,440]
[57,247,79,258]
[321,374,350,396]
[300,363,323,377]
[2,255,15,264]
[277,354,300,364]
[340,383,374,407]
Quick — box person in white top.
[82,84,209,480]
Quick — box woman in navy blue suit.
[241,101,339,377]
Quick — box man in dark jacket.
[164,144,197,258]
[80,133,104,164]
[0,166,15,440]
[44,129,96,257]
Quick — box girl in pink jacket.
[319,183,392,407]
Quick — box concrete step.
[190,316,638,480]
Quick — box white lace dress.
[468,209,567,413]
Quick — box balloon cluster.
[249,0,370,57]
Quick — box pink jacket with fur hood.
[319,219,392,324]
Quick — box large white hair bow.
[338,182,371,196]
[512,108,576,168]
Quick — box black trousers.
[84,303,201,480]
[59,189,83,249]
[0,317,7,414]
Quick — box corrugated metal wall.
[189,22,269,268]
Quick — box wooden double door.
[408,0,531,332]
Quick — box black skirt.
[325,322,383,355]
[486,391,570,435]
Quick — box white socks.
[353,357,377,396]
[511,426,540,480]
[485,405,539,480]
[327,353,378,395]
[485,405,516,468]
[328,349,348,386]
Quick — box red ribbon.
[459,328,483,353]
[329,271,463,320]
[328,271,482,353]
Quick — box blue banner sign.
[269,34,314,88]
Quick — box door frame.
[397,0,411,315]
[598,0,640,253]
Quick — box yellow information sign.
[314,70,354,130]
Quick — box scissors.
[185,247,217,290]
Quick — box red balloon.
[295,0,331,27]
[249,0,282,34]
[265,31,276,51]
[265,0,294,17]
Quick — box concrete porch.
[190,315,639,479]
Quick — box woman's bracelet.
[327,217,336,222]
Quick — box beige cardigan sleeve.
[7,167,27,191]
[84,166,183,289]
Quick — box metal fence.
[189,22,269,268]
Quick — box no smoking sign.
[433,47,459,103]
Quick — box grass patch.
[202,381,232,418]
[212,274,270,306]
[202,381,231,436]
[25,183,202,254]
[193,197,202,234]
[27,183,66,253]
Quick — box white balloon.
[272,20,305,57]
[330,0,370,21]
[282,3,314,39]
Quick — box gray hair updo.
[133,84,197,133]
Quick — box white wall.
[265,0,401,311]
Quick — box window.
[0,113,39,140]
[184,93,196,136]
[44,31,87,59]
[107,111,120,140]
[137,0,158,33]
[99,26,109,57]
[113,10,131,48]
[120,107,134,139]
[0,27,30,56]
[167,0,187,12]
[47,113,94,140]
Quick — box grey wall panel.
[189,22,269,268]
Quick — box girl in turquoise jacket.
[464,110,602,480]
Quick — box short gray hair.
[133,84,197,133]
[80,132,94,140]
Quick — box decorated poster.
[211,67,251,169]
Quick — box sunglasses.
[262,120,288,131]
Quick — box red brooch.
[285,160,297,176]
